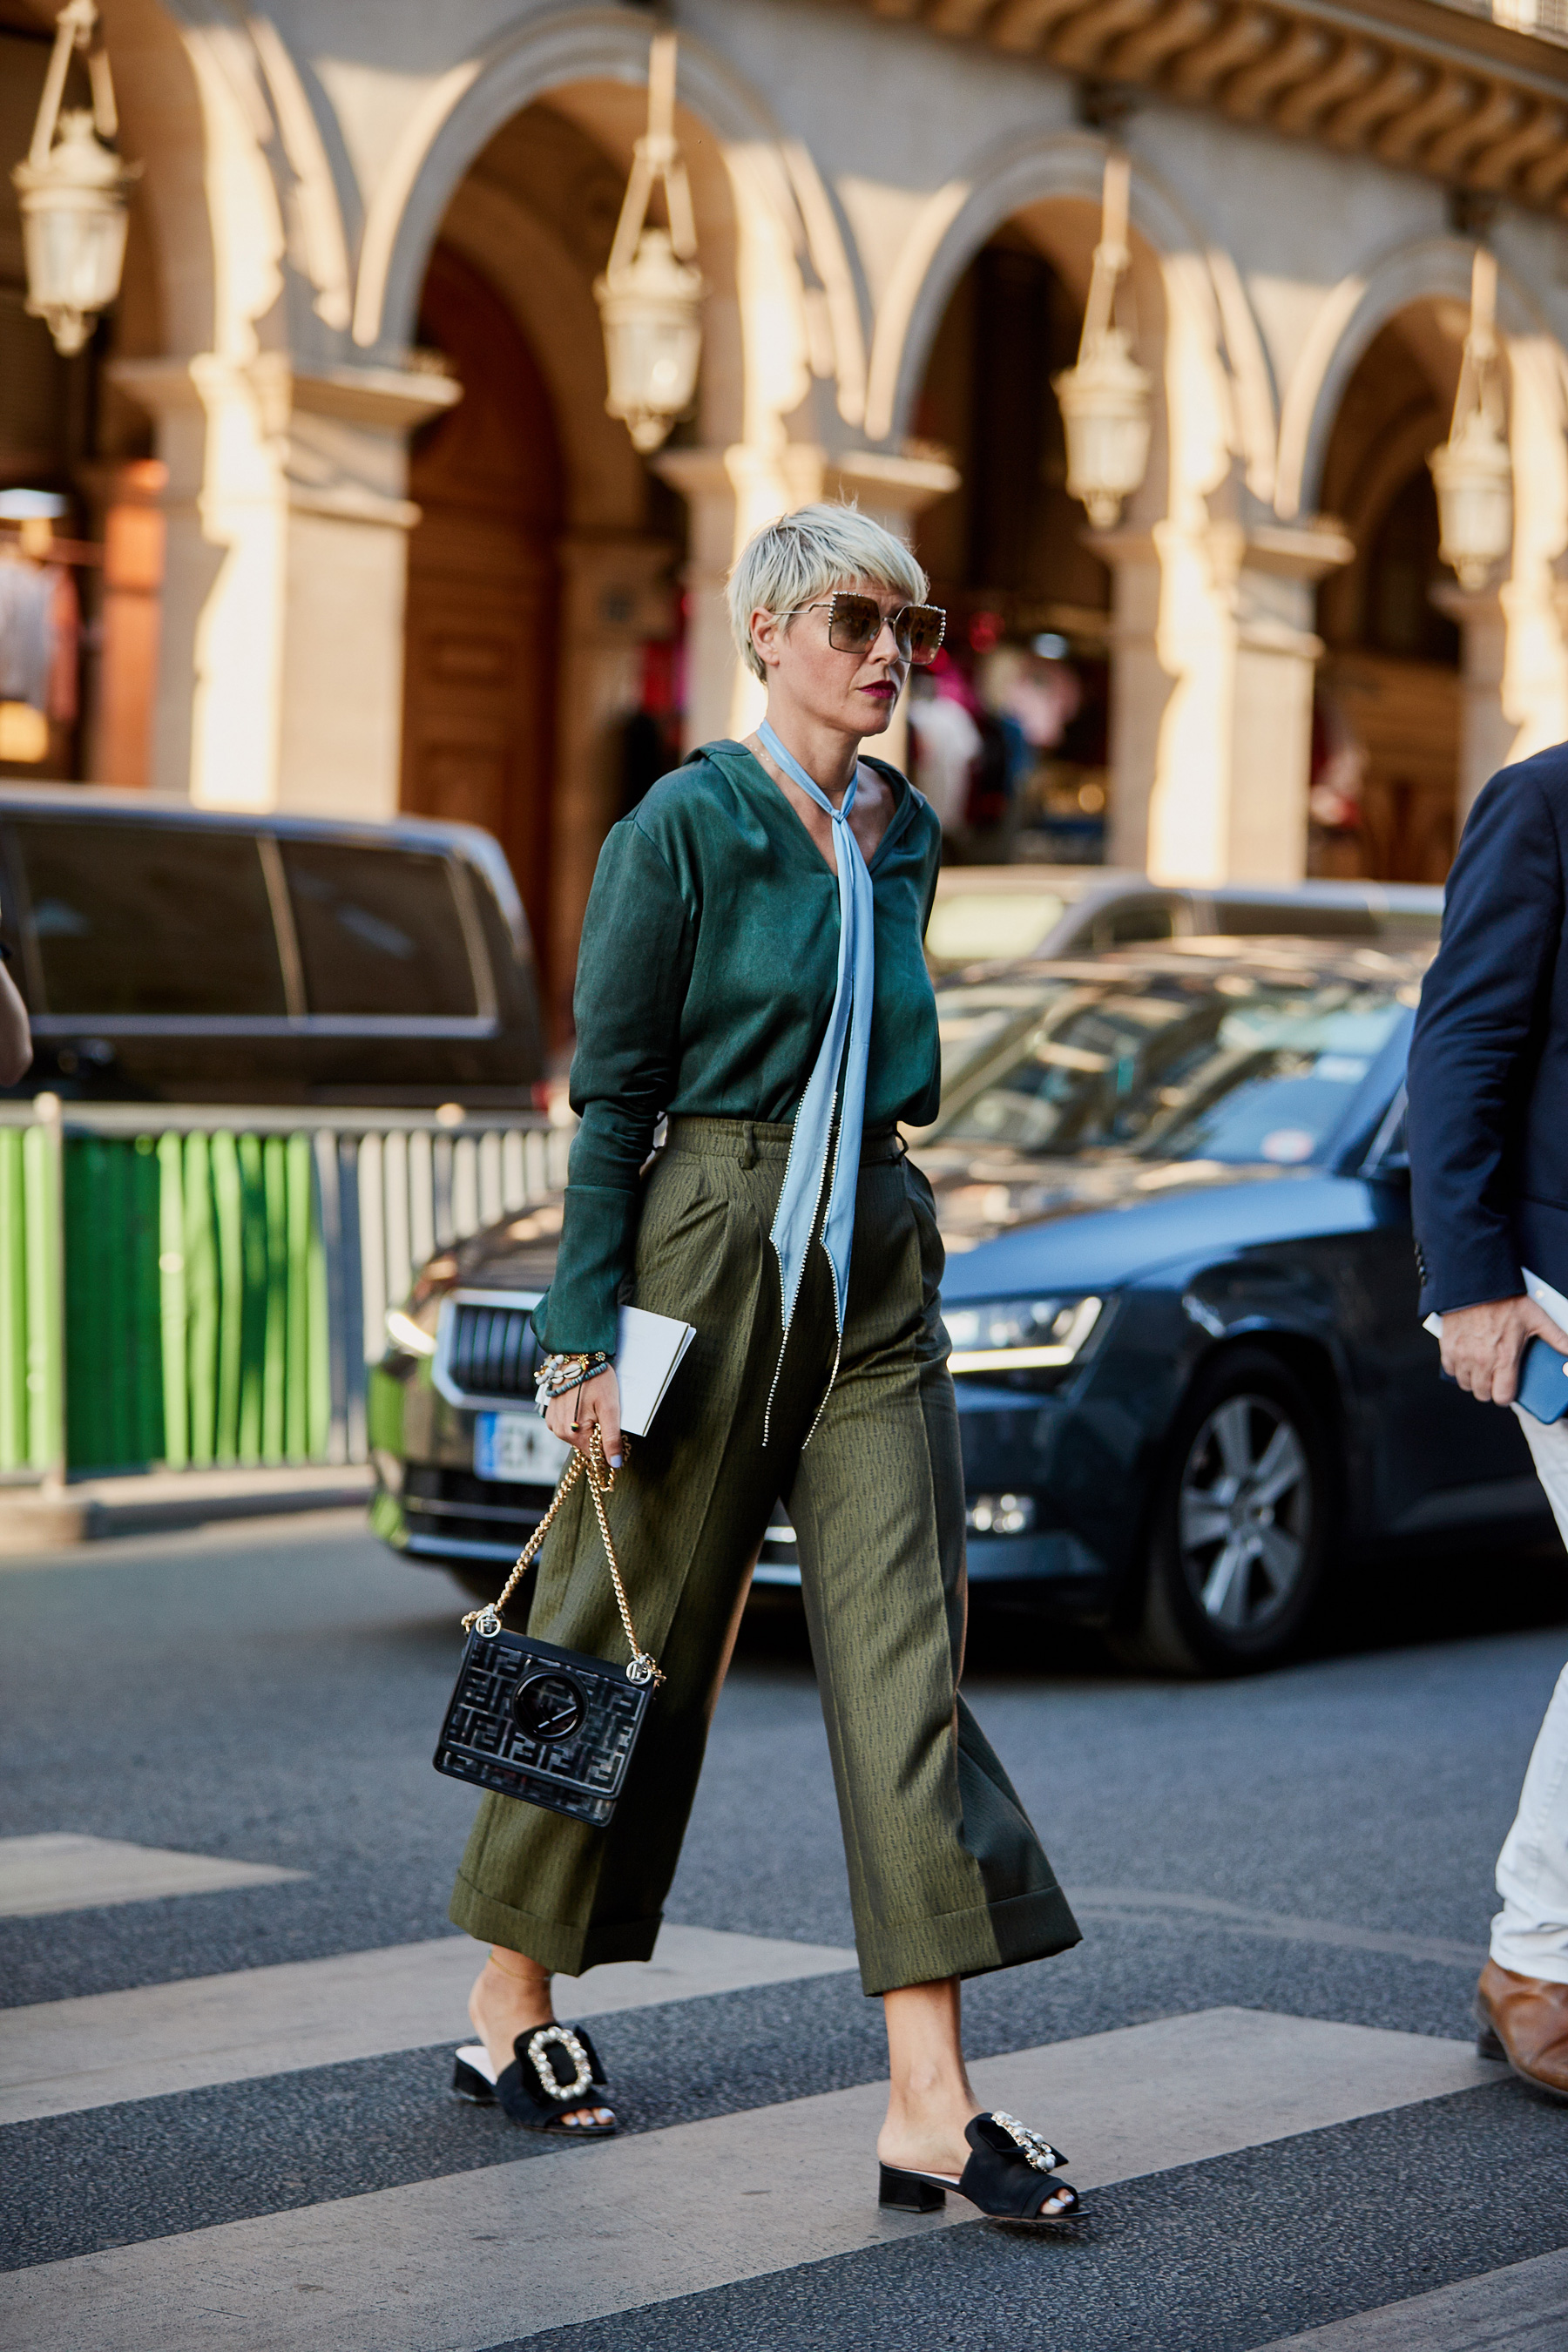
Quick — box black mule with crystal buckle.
[879,2110,1080,2221]
[451,2021,615,2136]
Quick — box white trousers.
[1493,1408,1568,1984]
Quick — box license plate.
[474,1412,572,1485]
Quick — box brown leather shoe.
[1476,1958,1568,2100]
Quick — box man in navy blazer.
[1409,739,1568,2101]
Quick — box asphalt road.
[3,1511,1568,2349]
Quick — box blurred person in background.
[906,657,982,846]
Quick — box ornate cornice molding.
[855,0,1568,211]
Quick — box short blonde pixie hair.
[727,502,929,684]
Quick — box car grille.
[444,1300,541,1402]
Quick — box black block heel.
[880,2163,947,2213]
[453,2048,498,2105]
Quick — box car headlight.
[945,1294,1103,1373]
[385,1253,459,1360]
[385,1301,439,1358]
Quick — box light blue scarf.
[758,720,876,1429]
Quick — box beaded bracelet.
[533,1350,612,1414]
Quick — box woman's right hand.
[544,1366,623,1470]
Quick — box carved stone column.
[111,355,457,816]
[1431,585,1511,831]
[1099,514,1352,882]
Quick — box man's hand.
[1438,1295,1568,1405]
[544,1366,623,1468]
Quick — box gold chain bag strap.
[432,1430,664,1828]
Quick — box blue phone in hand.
[1517,1336,1568,1424]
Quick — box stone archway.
[400,243,564,975]
[907,224,1113,862]
[396,90,704,1037]
[1313,307,1463,884]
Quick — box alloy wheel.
[1176,1393,1311,1635]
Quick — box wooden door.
[1320,650,1461,884]
[401,244,563,972]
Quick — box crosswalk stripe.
[0,1835,303,1919]
[1071,1887,1485,1970]
[1252,2246,1568,2349]
[0,2009,1493,2350]
[0,1924,856,2126]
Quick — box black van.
[0,787,544,1103]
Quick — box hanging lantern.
[1430,249,1512,592]
[595,30,706,456]
[1052,152,1152,531]
[12,0,137,358]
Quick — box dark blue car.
[758,936,1549,1672]
[371,938,1548,1675]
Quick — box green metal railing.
[0,1122,63,1474]
[0,1101,570,1479]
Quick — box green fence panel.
[33,1107,544,1477]
[64,1136,110,1470]
[129,1139,164,1466]
[285,1134,312,1462]
[61,1126,341,1472]
[307,1146,330,1462]
[237,1133,267,1465]
[100,1140,132,1470]
[210,1132,243,1465]
[22,1125,59,1471]
[261,1137,287,1462]
[157,1133,188,1470]
[184,1134,220,1469]
[0,1129,24,1470]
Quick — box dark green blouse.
[538,739,943,1353]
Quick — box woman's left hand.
[544,1366,623,1470]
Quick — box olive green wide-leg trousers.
[449,1116,1079,1996]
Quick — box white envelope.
[614,1304,696,1436]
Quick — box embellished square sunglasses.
[774,591,947,666]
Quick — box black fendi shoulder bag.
[432,1431,661,1829]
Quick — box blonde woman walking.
[449,503,1083,2222]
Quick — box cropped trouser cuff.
[449,1868,662,1977]
[855,1885,1082,1998]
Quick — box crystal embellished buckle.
[990,2111,1064,2173]
[524,2023,595,2101]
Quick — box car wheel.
[1113,1347,1335,1677]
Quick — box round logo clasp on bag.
[512,1670,586,1741]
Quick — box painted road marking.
[0,1923,855,2125]
[0,2009,1493,2351]
[1071,1885,1485,1970]
[1254,2246,1568,2349]
[0,1835,303,1920]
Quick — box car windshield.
[929,963,1417,1165]
[932,979,1074,1101]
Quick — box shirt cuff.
[531,1184,640,1357]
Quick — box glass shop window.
[10,820,287,1016]
[280,841,478,1017]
